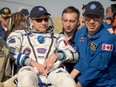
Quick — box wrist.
[24,58,32,66]
[29,60,37,67]
[56,50,66,61]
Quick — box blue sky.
[0,0,115,16]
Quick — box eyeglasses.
[85,15,101,21]
[33,18,49,22]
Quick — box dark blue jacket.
[74,24,116,87]
[0,22,6,39]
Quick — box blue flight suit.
[103,22,112,29]
[74,24,116,87]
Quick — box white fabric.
[17,66,76,87]
[17,66,39,87]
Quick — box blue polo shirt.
[74,24,116,87]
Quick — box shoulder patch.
[8,38,16,43]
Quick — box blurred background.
[0,0,115,33]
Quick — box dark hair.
[11,12,25,27]
[20,9,29,16]
[62,6,80,19]
[4,12,26,40]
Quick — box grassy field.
[52,16,62,33]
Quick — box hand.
[30,60,46,75]
[44,54,58,72]
[3,75,17,87]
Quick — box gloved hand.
[3,75,17,87]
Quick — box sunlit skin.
[61,13,79,40]
[0,15,10,28]
[30,14,49,32]
[85,14,103,37]
[80,16,85,28]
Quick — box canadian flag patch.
[102,44,113,51]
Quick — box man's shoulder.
[76,26,86,36]
[102,27,114,36]
[9,29,27,36]
[100,27,116,41]
[53,33,67,40]
[80,26,86,30]
[53,33,64,37]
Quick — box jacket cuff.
[24,58,32,66]
[56,50,66,61]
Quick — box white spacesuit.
[7,29,78,87]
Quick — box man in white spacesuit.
[7,6,78,87]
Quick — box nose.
[41,20,46,24]
[66,21,70,26]
[89,18,95,23]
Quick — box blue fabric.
[103,22,112,29]
[74,24,116,87]
[38,76,43,87]
[17,52,22,65]
[0,23,5,39]
[38,76,52,87]
[21,56,29,66]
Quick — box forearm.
[29,60,37,67]
[76,81,83,87]
[70,69,80,79]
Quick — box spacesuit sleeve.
[56,34,78,63]
[6,31,31,66]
